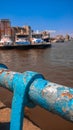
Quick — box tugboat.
[0,35,13,49]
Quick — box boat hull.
[0,43,51,49]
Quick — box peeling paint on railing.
[0,63,73,130]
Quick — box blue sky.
[0,0,73,36]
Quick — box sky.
[0,0,73,36]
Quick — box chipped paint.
[61,92,73,99]
[0,63,73,130]
[0,69,5,74]
[29,80,73,122]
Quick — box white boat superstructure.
[31,38,44,44]
[0,35,13,46]
[15,38,30,45]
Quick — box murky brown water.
[0,41,73,130]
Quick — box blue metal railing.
[0,63,73,130]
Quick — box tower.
[0,19,11,39]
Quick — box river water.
[0,41,73,130]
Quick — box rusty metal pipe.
[0,64,73,130]
[29,78,73,122]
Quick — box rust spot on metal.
[0,69,10,74]
[61,92,73,99]
[62,107,67,112]
[0,69,5,74]
[6,71,11,75]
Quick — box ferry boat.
[15,38,51,49]
[30,37,51,48]
[14,34,30,49]
[15,36,30,45]
[0,34,51,49]
[30,32,51,48]
[0,35,13,48]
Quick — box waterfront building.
[23,26,31,36]
[55,35,64,42]
[0,19,11,39]
[0,19,50,43]
[65,34,70,41]
[42,31,50,42]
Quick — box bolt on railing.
[0,63,73,130]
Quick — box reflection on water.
[1,41,73,68]
[0,41,73,130]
